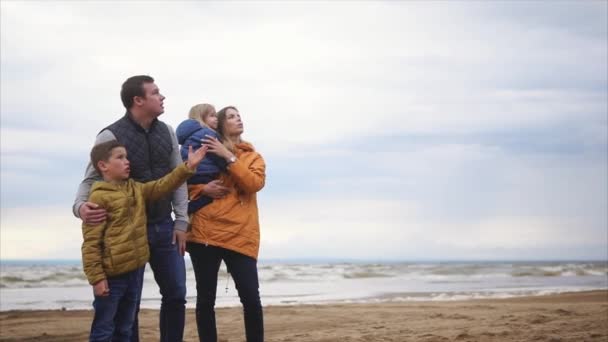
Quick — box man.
[73,75,229,341]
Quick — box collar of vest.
[123,111,160,133]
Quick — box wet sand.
[1,290,606,341]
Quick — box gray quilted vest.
[104,113,174,224]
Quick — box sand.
[1,290,606,341]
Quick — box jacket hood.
[175,119,203,145]
[235,141,255,152]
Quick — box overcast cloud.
[1,1,606,260]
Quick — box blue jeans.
[132,217,186,342]
[187,242,264,342]
[90,267,144,342]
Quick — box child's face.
[100,147,131,181]
[203,112,218,130]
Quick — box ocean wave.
[343,271,394,279]
[1,276,88,288]
[510,264,608,277]
[2,261,606,289]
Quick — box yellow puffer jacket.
[188,142,266,259]
[81,163,194,285]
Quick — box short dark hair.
[120,75,154,109]
[90,140,125,174]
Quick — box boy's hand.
[93,279,109,297]
[187,145,208,171]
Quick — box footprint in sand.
[528,314,552,324]
[554,308,574,315]
[454,332,473,340]
[417,333,450,341]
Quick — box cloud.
[259,197,608,260]
[1,1,606,260]
[257,134,606,260]
[0,206,82,259]
[2,1,606,144]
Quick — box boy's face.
[99,147,130,181]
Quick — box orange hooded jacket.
[187,142,265,259]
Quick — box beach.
[1,290,606,341]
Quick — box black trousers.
[187,242,264,342]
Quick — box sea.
[1,259,606,311]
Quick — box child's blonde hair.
[188,103,216,127]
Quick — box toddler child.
[175,104,227,214]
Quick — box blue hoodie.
[175,119,227,177]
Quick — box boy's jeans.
[90,267,144,342]
[131,216,187,342]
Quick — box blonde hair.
[188,103,216,127]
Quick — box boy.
[81,139,206,341]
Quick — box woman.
[186,106,266,342]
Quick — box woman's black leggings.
[187,242,264,342]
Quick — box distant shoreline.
[2,258,608,265]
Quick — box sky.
[1,1,606,261]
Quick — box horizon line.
[1,257,607,264]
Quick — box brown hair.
[120,75,154,109]
[90,140,124,174]
[216,106,240,152]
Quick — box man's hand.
[187,145,208,171]
[172,230,187,256]
[93,279,109,297]
[202,180,230,199]
[79,202,107,225]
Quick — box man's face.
[138,82,165,116]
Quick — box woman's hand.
[188,181,230,200]
[203,180,230,199]
[202,136,234,161]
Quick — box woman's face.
[222,108,244,136]
[203,111,218,130]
